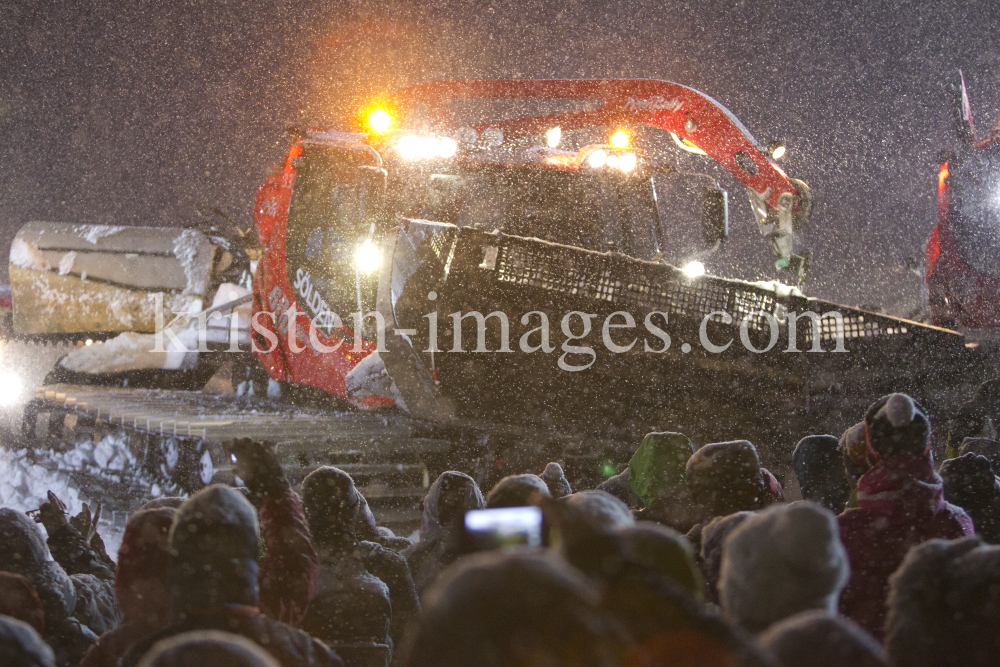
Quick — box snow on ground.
[0,428,166,561]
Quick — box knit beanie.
[865,393,931,460]
[686,441,766,517]
[486,474,551,508]
[136,630,279,667]
[0,615,54,667]
[719,502,850,633]
[759,610,887,667]
[616,522,705,601]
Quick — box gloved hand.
[38,490,70,536]
[71,501,102,546]
[230,438,286,497]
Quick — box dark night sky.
[2,0,999,312]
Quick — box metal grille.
[484,233,935,343]
[798,310,911,344]
[429,226,458,264]
[496,243,625,301]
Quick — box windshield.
[390,166,662,260]
[949,148,1000,278]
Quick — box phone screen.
[463,506,544,552]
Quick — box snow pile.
[0,447,86,517]
[58,327,201,374]
[72,224,124,245]
[0,429,168,559]
[750,280,804,299]
[173,229,212,296]
[57,251,77,276]
[9,237,50,271]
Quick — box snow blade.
[9,221,218,335]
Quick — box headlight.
[546,126,561,148]
[587,149,608,168]
[397,135,458,160]
[355,242,381,273]
[681,261,706,278]
[0,369,23,406]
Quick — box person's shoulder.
[237,612,343,665]
[940,501,976,534]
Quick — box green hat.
[628,432,696,507]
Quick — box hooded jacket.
[80,508,175,667]
[940,452,1000,544]
[120,486,343,667]
[792,435,850,514]
[837,394,974,638]
[301,467,419,662]
[404,471,485,596]
[628,433,701,532]
[0,509,119,667]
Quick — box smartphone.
[463,506,544,552]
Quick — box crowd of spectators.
[2,389,1000,666]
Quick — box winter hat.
[0,574,45,634]
[885,536,1000,667]
[792,435,850,513]
[940,453,1000,506]
[138,497,185,511]
[840,421,871,487]
[627,432,696,507]
[864,393,931,460]
[719,501,850,633]
[136,630,280,667]
[615,522,705,601]
[486,474,551,508]
[0,615,54,667]
[686,440,767,517]
[958,437,1000,472]
[169,485,261,609]
[404,551,608,667]
[301,466,361,544]
[116,508,174,620]
[421,471,486,542]
[699,511,754,603]
[540,462,572,499]
[561,490,635,530]
[758,610,887,667]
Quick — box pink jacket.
[837,452,973,637]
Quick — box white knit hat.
[719,501,849,633]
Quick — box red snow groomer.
[247,79,963,452]
[926,71,1000,332]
